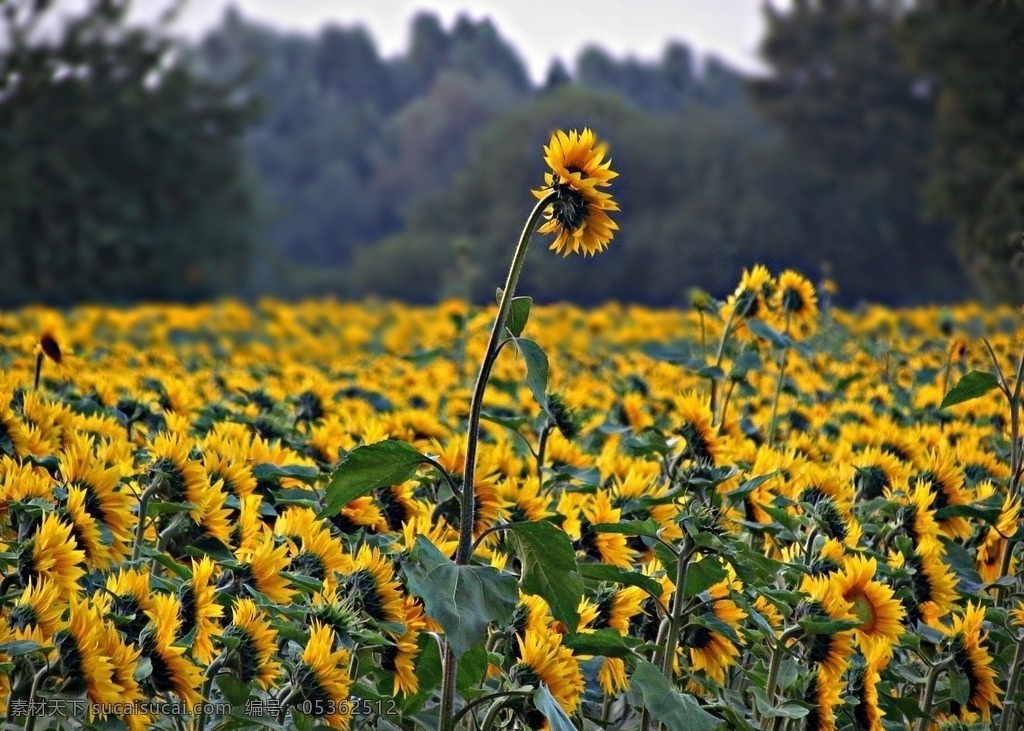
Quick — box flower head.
[533,128,619,257]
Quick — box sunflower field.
[0,130,1022,731]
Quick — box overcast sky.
[134,0,784,81]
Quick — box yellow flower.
[942,603,1000,721]
[803,667,843,731]
[295,622,353,729]
[178,557,224,665]
[53,598,124,718]
[6,578,65,646]
[140,594,203,705]
[512,628,585,717]
[834,555,904,657]
[223,598,282,691]
[533,128,619,257]
[773,269,819,336]
[19,513,86,600]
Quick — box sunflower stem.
[32,352,43,392]
[766,314,791,447]
[536,421,553,482]
[709,310,737,423]
[440,191,557,731]
[998,538,1019,607]
[131,476,163,562]
[659,540,696,686]
[762,625,802,728]
[276,685,300,724]
[916,657,953,731]
[23,660,51,731]
[1000,635,1024,731]
[196,651,229,731]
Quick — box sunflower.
[339,545,405,626]
[381,594,427,696]
[147,432,232,544]
[943,603,1000,721]
[177,557,223,665]
[563,490,636,568]
[532,128,619,257]
[681,576,747,686]
[911,449,971,540]
[95,619,149,731]
[834,555,904,657]
[890,539,958,626]
[890,480,943,547]
[850,643,887,731]
[140,593,203,705]
[277,507,351,592]
[18,513,86,600]
[59,485,111,570]
[773,270,819,335]
[373,481,419,533]
[672,392,720,465]
[52,598,124,717]
[974,483,1020,584]
[512,628,585,718]
[329,496,387,535]
[799,574,856,680]
[804,667,843,731]
[222,598,282,690]
[232,536,295,605]
[5,578,65,646]
[851,447,911,501]
[721,264,775,325]
[105,567,154,642]
[293,622,353,729]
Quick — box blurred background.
[1,0,1022,308]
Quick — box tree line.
[1,0,1021,306]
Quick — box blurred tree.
[748,0,965,300]
[0,0,257,305]
[899,0,1024,301]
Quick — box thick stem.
[32,353,43,392]
[131,476,163,562]
[23,661,51,731]
[196,652,229,731]
[1011,348,1024,496]
[763,626,802,730]
[276,685,300,724]
[767,314,792,448]
[916,659,951,731]
[536,422,553,482]
[999,635,1024,731]
[439,192,556,731]
[708,310,737,420]
[660,542,695,682]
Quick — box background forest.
[1,0,1022,306]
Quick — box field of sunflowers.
[0,129,1023,731]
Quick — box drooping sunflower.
[974,482,1020,584]
[672,391,720,465]
[799,574,857,680]
[943,603,1000,721]
[177,557,223,665]
[804,667,843,731]
[95,619,149,731]
[850,643,887,731]
[532,128,619,257]
[292,622,353,730]
[834,555,904,657]
[18,512,86,600]
[222,598,282,690]
[562,490,636,568]
[277,507,351,593]
[338,544,405,626]
[232,536,296,605]
[851,447,912,501]
[52,598,124,717]
[147,432,232,544]
[511,628,586,719]
[911,448,971,540]
[890,479,943,547]
[59,485,111,570]
[681,575,747,686]
[721,264,775,325]
[5,578,65,646]
[139,593,203,705]
[890,538,958,626]
[105,567,154,643]
[381,594,427,697]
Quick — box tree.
[748,0,965,301]
[0,0,257,305]
[899,0,1024,301]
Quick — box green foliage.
[503,521,584,633]
[0,0,256,305]
[939,370,1000,410]
[320,439,427,517]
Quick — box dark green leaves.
[631,660,723,731]
[504,521,583,633]
[512,337,552,418]
[506,295,533,337]
[401,537,518,656]
[534,685,577,731]
[939,370,1000,409]
[320,440,426,518]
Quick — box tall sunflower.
[773,269,819,336]
[681,577,747,686]
[943,603,1000,721]
[835,555,904,657]
[52,598,124,718]
[292,622,353,730]
[222,598,282,691]
[177,557,223,665]
[804,667,843,731]
[339,545,406,627]
[890,539,958,626]
[139,594,203,705]
[18,513,85,600]
[231,536,296,605]
[532,128,619,257]
[799,574,857,680]
[512,628,585,719]
[5,578,65,646]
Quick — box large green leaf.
[562,629,635,658]
[631,660,723,731]
[507,295,533,337]
[401,537,518,656]
[939,370,1000,409]
[684,556,728,598]
[319,440,426,518]
[577,563,664,599]
[504,521,583,633]
[512,338,552,418]
[534,685,577,731]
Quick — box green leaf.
[592,519,661,538]
[534,685,577,731]
[798,617,860,635]
[215,674,253,706]
[319,440,426,518]
[948,668,970,706]
[146,500,197,517]
[252,463,320,484]
[456,643,488,694]
[939,370,1000,409]
[684,557,728,598]
[746,319,791,349]
[630,660,722,731]
[506,296,533,337]
[401,537,518,656]
[140,547,193,580]
[505,521,583,633]
[512,338,552,418]
[577,563,664,599]
[562,629,635,658]
[184,536,234,562]
[0,639,48,656]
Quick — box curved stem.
[916,657,953,731]
[440,191,557,731]
[536,422,553,482]
[450,690,534,728]
[767,314,792,448]
[196,651,229,731]
[421,455,464,502]
[276,685,300,724]
[131,476,163,562]
[763,626,802,716]
[999,635,1024,731]
[709,310,737,420]
[23,660,52,731]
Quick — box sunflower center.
[733,288,760,319]
[8,603,38,631]
[40,334,62,364]
[855,466,888,500]
[781,287,805,313]
[851,594,876,632]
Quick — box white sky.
[134,0,785,81]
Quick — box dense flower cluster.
[0,272,1020,730]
